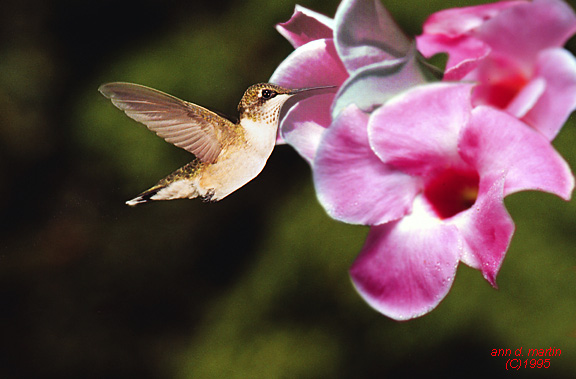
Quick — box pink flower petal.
[269,38,345,160]
[420,1,523,36]
[476,0,576,64]
[451,174,514,287]
[313,105,418,225]
[276,5,334,49]
[460,106,574,200]
[416,34,490,80]
[520,48,576,140]
[334,0,410,73]
[279,93,335,163]
[505,77,545,120]
[270,38,347,89]
[350,196,461,320]
[416,1,519,78]
[369,83,474,177]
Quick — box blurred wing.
[99,82,231,164]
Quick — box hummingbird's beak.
[288,85,337,95]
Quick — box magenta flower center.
[483,73,528,109]
[424,168,480,219]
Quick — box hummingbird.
[99,82,331,205]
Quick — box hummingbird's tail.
[125,187,167,206]
[126,159,205,206]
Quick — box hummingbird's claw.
[201,189,217,202]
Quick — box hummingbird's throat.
[242,94,291,125]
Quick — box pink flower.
[271,0,575,320]
[270,6,344,161]
[417,0,576,140]
[270,0,429,163]
[316,84,573,319]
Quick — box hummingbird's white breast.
[180,115,278,201]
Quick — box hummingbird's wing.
[99,82,235,164]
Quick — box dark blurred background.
[1,0,576,377]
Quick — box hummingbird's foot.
[201,189,216,202]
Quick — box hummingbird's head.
[238,83,336,126]
[237,83,296,125]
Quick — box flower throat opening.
[424,168,480,219]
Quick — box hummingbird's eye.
[260,89,277,100]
